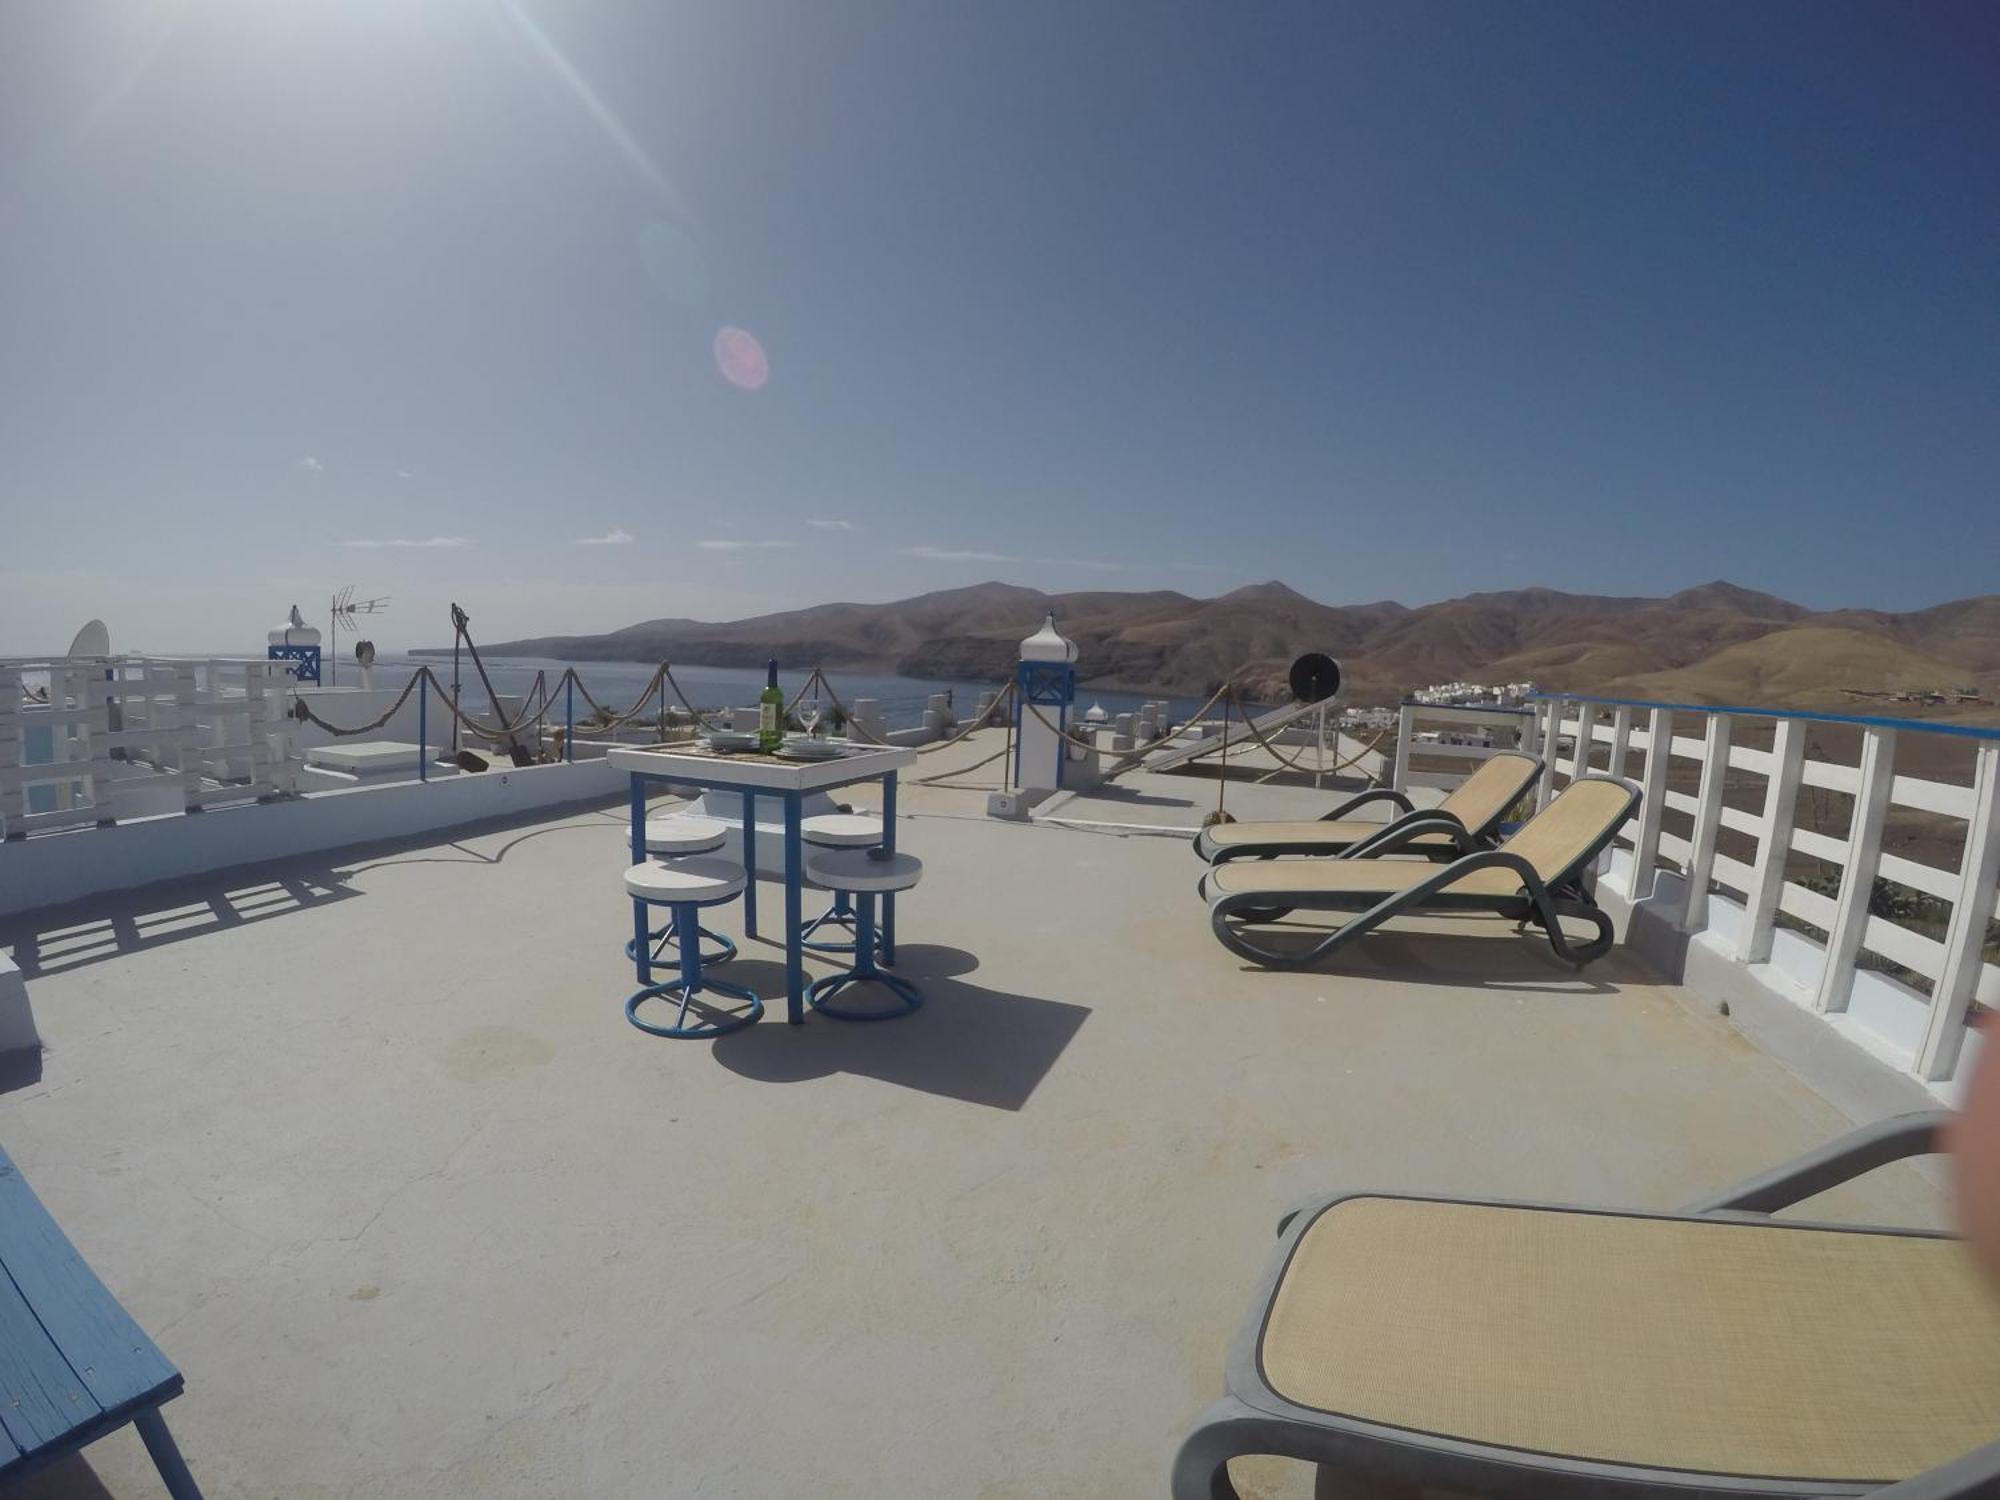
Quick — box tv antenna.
[328,585,389,685]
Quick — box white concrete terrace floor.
[0,730,1947,1499]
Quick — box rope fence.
[289,660,1387,786]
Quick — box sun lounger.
[1200,775,1638,968]
[1173,1109,2000,1499]
[1193,750,1542,864]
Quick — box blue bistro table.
[607,742,918,1025]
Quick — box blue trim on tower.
[266,643,320,684]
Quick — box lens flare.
[714,327,770,391]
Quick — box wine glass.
[798,695,824,740]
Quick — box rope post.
[1214,691,1231,821]
[418,673,428,783]
[565,675,574,762]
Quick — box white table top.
[608,741,917,791]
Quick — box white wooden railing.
[0,657,298,839]
[1392,701,1541,789]
[1530,695,1996,1089]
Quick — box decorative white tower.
[1012,613,1078,795]
[266,605,323,684]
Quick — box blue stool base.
[805,969,923,1022]
[800,903,861,955]
[625,920,738,968]
[625,975,763,1038]
[802,888,918,1021]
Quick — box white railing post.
[266,662,297,796]
[1814,726,1894,1014]
[174,664,200,814]
[1737,718,1806,963]
[1918,743,2000,1082]
[1607,706,1632,783]
[1629,708,1672,901]
[1536,698,1562,809]
[0,666,20,839]
[1681,711,1733,932]
[1392,703,1415,792]
[1570,703,1595,781]
[1519,704,1541,758]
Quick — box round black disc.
[1288,652,1341,704]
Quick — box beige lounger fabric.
[1205,777,1633,905]
[1205,859,1523,901]
[1261,1197,2000,1481]
[1500,777,1635,883]
[1200,752,1538,858]
[1200,819,1456,853]
[1429,750,1540,832]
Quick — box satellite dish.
[66,619,110,659]
[1288,652,1342,705]
[355,639,376,667]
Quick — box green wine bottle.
[759,659,783,751]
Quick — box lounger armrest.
[1859,1435,2000,1500]
[1343,811,1473,860]
[1321,787,1414,822]
[1682,1109,1956,1215]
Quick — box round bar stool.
[624,856,762,1038]
[798,812,885,954]
[625,815,737,967]
[803,848,924,1022]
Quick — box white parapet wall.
[0,757,624,917]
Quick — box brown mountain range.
[446,579,2000,718]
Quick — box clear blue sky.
[2,0,1995,652]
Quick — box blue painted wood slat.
[0,1149,180,1469]
[0,1258,94,1465]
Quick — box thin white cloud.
[901,545,1017,563]
[297,456,324,473]
[698,539,795,551]
[396,469,414,480]
[1036,556,1140,573]
[575,527,635,546]
[807,518,855,531]
[341,536,470,549]
[1035,557,1226,574]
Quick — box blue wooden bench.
[0,1147,202,1497]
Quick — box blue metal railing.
[1529,692,2000,743]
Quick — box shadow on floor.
[2,1452,116,1499]
[0,805,638,981]
[1059,784,1197,809]
[1,871,360,980]
[1223,919,1638,996]
[0,1047,44,1096]
[1164,763,1374,794]
[708,945,1088,1110]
